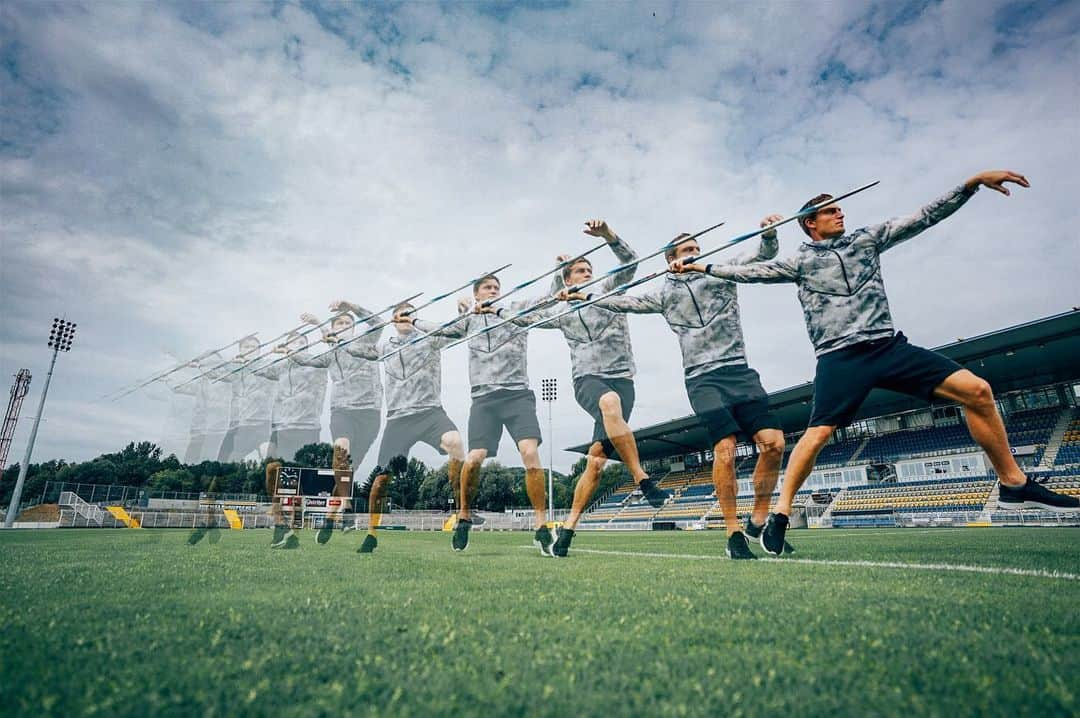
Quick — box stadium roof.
[566,309,1080,459]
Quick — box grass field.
[1,527,1078,717]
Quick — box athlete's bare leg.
[518,438,547,529]
[749,429,786,526]
[933,370,1026,487]
[563,442,607,530]
[598,391,648,483]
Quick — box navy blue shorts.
[468,389,543,454]
[376,407,458,472]
[809,332,963,428]
[685,365,781,446]
[573,375,635,459]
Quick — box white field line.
[528,547,1079,581]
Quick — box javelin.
[216,294,424,381]
[178,316,341,388]
[479,243,608,309]
[440,220,727,351]
[377,263,517,361]
[509,180,881,332]
[106,334,255,400]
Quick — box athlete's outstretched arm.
[583,219,638,291]
[288,350,332,369]
[873,170,1026,252]
[728,214,781,266]
[570,288,663,314]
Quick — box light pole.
[4,318,76,528]
[540,378,557,523]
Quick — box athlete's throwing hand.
[965,170,1029,196]
[760,214,783,240]
[583,219,618,243]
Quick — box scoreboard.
[275,466,346,513]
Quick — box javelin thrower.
[681,170,1078,555]
[334,266,512,555]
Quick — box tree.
[417,467,452,510]
[147,468,196,493]
[294,443,334,469]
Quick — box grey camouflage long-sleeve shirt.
[414,296,539,398]
[255,355,328,430]
[220,361,276,427]
[591,235,778,377]
[353,328,450,419]
[290,313,384,411]
[706,184,979,356]
[173,373,233,434]
[511,237,639,380]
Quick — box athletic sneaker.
[271,530,299,550]
[759,513,789,557]
[270,524,288,547]
[187,527,207,545]
[470,513,487,527]
[316,517,336,545]
[452,518,472,552]
[357,534,378,554]
[998,478,1080,512]
[638,478,672,509]
[551,526,575,557]
[745,517,795,554]
[533,526,555,557]
[725,531,757,560]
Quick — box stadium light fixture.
[5,318,76,527]
[541,378,557,522]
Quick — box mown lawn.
[1,527,1077,717]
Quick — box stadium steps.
[847,436,871,464]
[105,506,141,528]
[820,487,847,523]
[1039,408,1077,468]
[979,482,1001,522]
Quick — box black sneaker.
[745,517,795,554]
[759,513,789,557]
[317,517,336,545]
[637,478,672,509]
[452,518,472,552]
[357,534,378,554]
[187,527,207,545]
[270,524,288,547]
[998,478,1080,512]
[725,531,757,560]
[551,526,575,557]
[272,530,300,550]
[470,513,486,527]
[533,526,555,557]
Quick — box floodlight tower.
[1,370,32,471]
[540,378,557,522]
[4,318,76,527]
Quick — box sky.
[2,0,1078,477]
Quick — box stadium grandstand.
[573,310,1080,530]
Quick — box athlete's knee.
[518,445,541,468]
[464,448,487,469]
[587,442,608,472]
[965,378,995,410]
[441,432,464,458]
[803,425,834,449]
[597,391,622,417]
[757,432,786,460]
[712,437,737,469]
